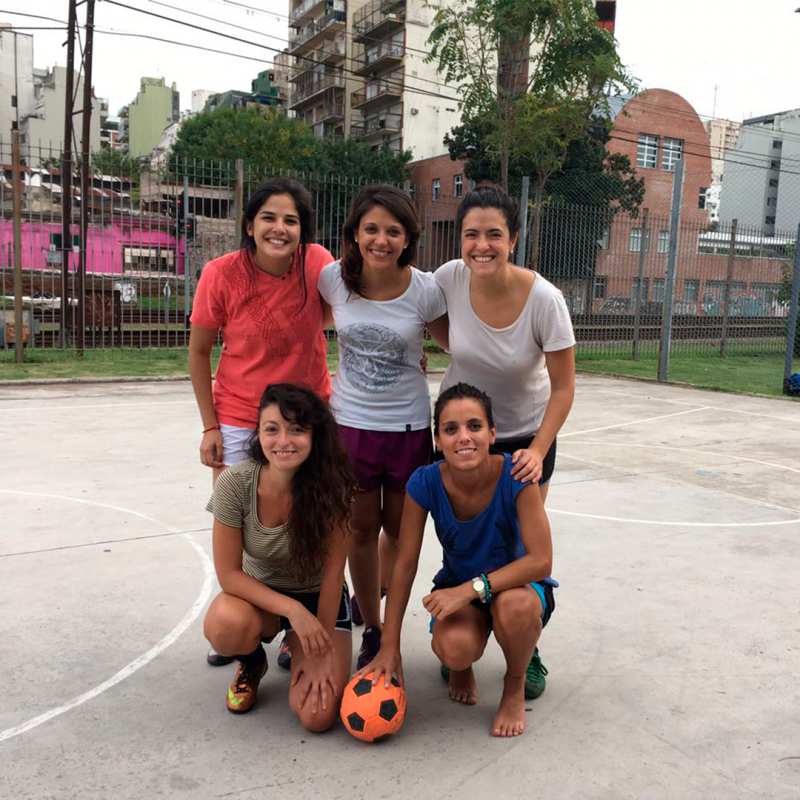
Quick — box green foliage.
[90,147,141,179]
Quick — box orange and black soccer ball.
[340,673,407,743]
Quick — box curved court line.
[0,490,214,745]
[561,440,800,476]
[561,407,709,438]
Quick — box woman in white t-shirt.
[433,185,575,698]
[318,185,448,670]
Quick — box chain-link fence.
[1,142,798,395]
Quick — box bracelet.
[203,424,221,433]
[480,572,492,604]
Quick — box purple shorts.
[337,425,432,492]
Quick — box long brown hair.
[340,184,420,297]
[247,384,353,585]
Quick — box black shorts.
[261,583,352,643]
[434,436,557,485]
[430,580,556,631]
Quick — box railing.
[356,41,405,72]
[361,113,402,135]
[351,79,402,108]
[289,0,325,24]
[290,73,346,106]
[353,0,405,40]
[289,11,346,50]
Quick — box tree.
[426,0,638,265]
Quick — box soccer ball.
[340,672,407,743]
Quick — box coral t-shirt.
[190,245,334,428]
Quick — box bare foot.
[448,666,478,705]
[491,675,526,737]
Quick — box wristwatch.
[472,577,487,603]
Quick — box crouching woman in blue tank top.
[356,382,557,739]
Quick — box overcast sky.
[6,0,800,123]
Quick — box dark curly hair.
[240,177,315,309]
[340,184,420,297]
[247,383,353,586]
[433,382,495,437]
[455,184,520,239]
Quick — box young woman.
[433,185,575,696]
[189,177,334,479]
[358,383,556,738]
[317,185,448,670]
[203,384,354,731]
[190,178,334,667]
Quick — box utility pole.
[12,131,24,364]
[77,0,96,357]
[60,0,78,347]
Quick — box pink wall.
[0,220,184,275]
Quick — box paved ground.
[1,375,799,800]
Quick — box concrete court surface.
[1,374,799,800]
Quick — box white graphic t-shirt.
[319,261,447,431]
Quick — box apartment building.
[0,26,35,139]
[704,118,741,186]
[287,0,354,139]
[719,108,800,235]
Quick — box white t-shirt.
[434,259,575,440]
[319,261,447,431]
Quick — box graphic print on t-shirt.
[338,323,407,393]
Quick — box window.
[454,174,463,198]
[770,160,781,170]
[432,178,440,202]
[11,95,16,108]
[699,188,707,210]
[682,280,700,303]
[752,283,782,304]
[637,134,659,169]
[408,184,416,200]
[662,138,683,172]
[658,229,669,253]
[769,178,779,188]
[123,247,175,273]
[767,197,777,207]
[631,278,649,302]
[592,275,608,300]
[629,227,650,252]
[598,226,610,250]
[419,230,426,249]
[773,139,782,149]
[766,215,776,225]
[652,279,666,301]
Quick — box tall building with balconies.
[349,0,460,159]
[287,0,355,138]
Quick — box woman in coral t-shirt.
[189,177,334,477]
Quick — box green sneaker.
[440,663,450,683]
[524,648,548,699]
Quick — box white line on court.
[561,406,709,438]
[0,490,214,746]
[548,508,800,527]
[0,399,195,413]
[561,439,800,476]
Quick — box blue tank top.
[406,454,557,588]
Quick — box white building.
[719,108,800,235]
[20,66,103,166]
[705,118,741,187]
[191,90,215,115]
[0,25,35,142]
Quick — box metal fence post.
[235,158,244,236]
[517,176,530,268]
[183,175,190,327]
[12,130,23,363]
[783,221,800,394]
[719,218,738,357]
[632,207,649,360]
[658,159,685,382]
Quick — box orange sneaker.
[225,649,268,714]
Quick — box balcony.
[289,0,325,26]
[353,112,401,138]
[321,35,346,63]
[354,41,404,76]
[313,102,345,124]
[350,79,402,112]
[353,0,405,44]
[289,10,346,55]
[289,73,346,108]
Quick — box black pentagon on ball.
[352,679,373,697]
[390,676,400,687]
[379,699,398,721]
[347,712,365,732]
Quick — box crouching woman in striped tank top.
[202,384,354,731]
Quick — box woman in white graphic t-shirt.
[433,184,575,699]
[318,185,448,672]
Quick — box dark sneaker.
[226,649,268,714]
[277,635,291,671]
[356,626,382,670]
[351,589,387,628]
[524,647,548,699]
[207,647,235,667]
[440,663,450,683]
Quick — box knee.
[297,708,338,734]
[203,603,259,653]
[492,590,541,636]
[350,521,379,547]
[432,628,480,671]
